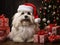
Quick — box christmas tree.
[39,0,60,29]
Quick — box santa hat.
[17,3,40,23]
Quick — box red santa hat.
[17,3,40,23]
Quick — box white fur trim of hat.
[17,5,33,12]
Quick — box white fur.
[8,11,39,42]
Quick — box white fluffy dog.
[8,3,40,42]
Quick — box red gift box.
[0,14,10,42]
[34,30,45,43]
[45,24,57,35]
[34,34,45,43]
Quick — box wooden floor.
[0,40,60,45]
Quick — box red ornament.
[44,0,51,2]
[39,7,42,11]
[57,10,59,13]
[57,0,60,3]
[44,7,47,9]
[53,19,56,23]
[43,12,46,15]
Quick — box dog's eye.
[27,12,31,15]
[21,12,24,15]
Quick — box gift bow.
[38,30,45,35]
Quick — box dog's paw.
[27,37,33,42]
[13,37,24,42]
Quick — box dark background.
[0,0,42,27]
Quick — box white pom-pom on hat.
[17,3,40,23]
[35,18,41,23]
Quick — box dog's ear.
[12,13,20,28]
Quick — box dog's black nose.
[25,16,28,19]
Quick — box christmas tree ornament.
[53,5,56,9]
[44,7,47,9]
[52,11,56,15]
[53,19,56,23]
[57,0,60,3]
[43,12,46,15]
[47,20,50,24]
[42,18,46,22]
[57,10,59,13]
[55,6,57,9]
[44,0,51,2]
[44,0,47,2]
[56,17,59,20]
[45,3,47,6]
[57,14,59,16]
[44,23,47,26]
[51,1,54,4]
[48,5,51,8]
[59,6,60,8]
[42,1,44,4]
[47,10,50,12]
[39,7,42,11]
[40,11,42,13]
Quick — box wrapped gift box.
[48,35,60,42]
[0,14,10,42]
[34,34,38,43]
[34,30,46,43]
[45,24,57,35]
[34,34,45,43]
[39,35,45,43]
